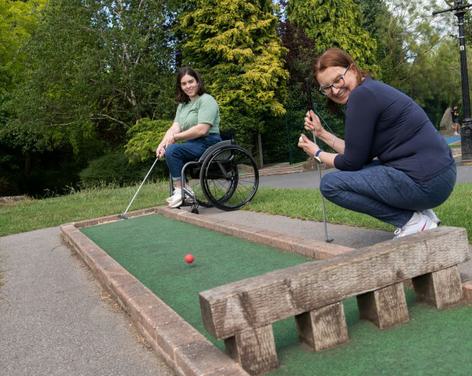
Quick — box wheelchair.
[169,139,259,214]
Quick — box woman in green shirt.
[156,67,221,208]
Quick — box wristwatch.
[314,149,322,163]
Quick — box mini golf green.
[82,214,472,375]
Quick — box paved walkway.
[0,228,175,376]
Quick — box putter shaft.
[121,158,159,217]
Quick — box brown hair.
[313,48,366,85]
[175,67,206,103]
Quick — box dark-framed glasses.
[319,65,351,95]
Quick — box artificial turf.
[82,214,472,376]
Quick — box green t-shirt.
[174,93,220,134]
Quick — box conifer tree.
[179,0,289,148]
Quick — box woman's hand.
[155,133,176,158]
[155,144,166,159]
[297,134,319,157]
[304,110,324,138]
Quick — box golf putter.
[304,79,334,243]
[119,157,159,219]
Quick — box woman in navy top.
[298,48,456,238]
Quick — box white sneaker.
[394,212,438,239]
[166,187,181,204]
[168,194,183,208]
[421,209,441,225]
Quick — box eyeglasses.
[319,65,351,95]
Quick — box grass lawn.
[1,180,472,239]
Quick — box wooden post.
[257,133,264,168]
[295,302,349,351]
[412,265,463,309]
[224,325,278,375]
[198,227,469,373]
[200,227,469,340]
[357,282,409,329]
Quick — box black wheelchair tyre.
[199,145,259,211]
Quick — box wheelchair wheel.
[200,145,259,211]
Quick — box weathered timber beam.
[200,227,469,339]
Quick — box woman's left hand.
[297,134,319,157]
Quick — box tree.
[404,37,461,126]
[8,0,176,150]
[380,0,461,125]
[1,0,178,195]
[287,0,378,74]
[354,0,407,85]
[274,9,344,164]
[179,0,289,150]
[0,0,46,124]
[0,0,47,194]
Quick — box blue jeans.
[320,161,456,227]
[165,134,222,179]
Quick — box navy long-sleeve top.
[334,77,454,182]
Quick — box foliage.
[125,118,170,162]
[338,0,462,127]
[406,37,461,125]
[381,0,462,125]
[5,1,100,150]
[354,0,407,83]
[273,2,347,164]
[287,0,379,75]
[0,0,469,193]
[179,0,289,148]
[2,0,177,195]
[0,0,46,178]
[0,0,46,115]
[79,149,166,188]
[8,0,175,149]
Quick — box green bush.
[79,150,167,188]
[125,118,170,162]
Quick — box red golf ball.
[184,254,195,264]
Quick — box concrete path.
[0,227,175,376]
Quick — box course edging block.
[60,222,250,376]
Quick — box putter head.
[325,237,334,243]
[118,213,128,220]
